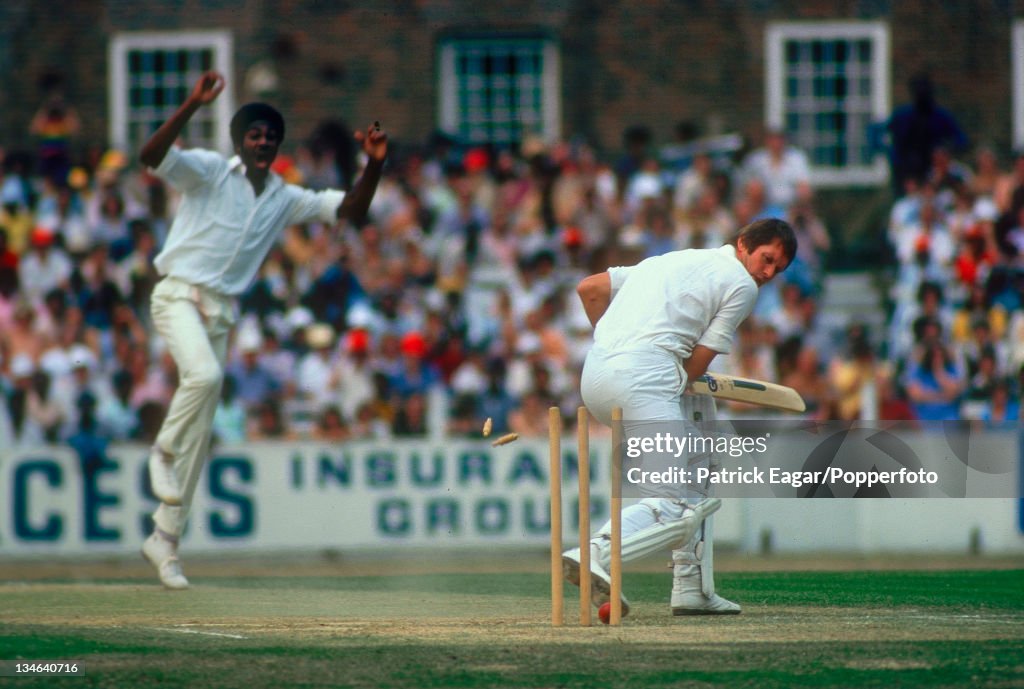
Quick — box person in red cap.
[0,228,18,298]
[332,328,376,422]
[137,70,388,590]
[391,331,438,399]
[19,227,72,303]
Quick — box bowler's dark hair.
[732,218,798,265]
[230,103,286,148]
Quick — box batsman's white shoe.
[148,446,182,506]
[142,532,189,590]
[670,563,740,615]
[562,544,631,618]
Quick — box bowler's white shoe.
[142,532,189,590]
[562,544,631,617]
[148,446,182,506]
[670,563,740,615]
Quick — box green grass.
[1,569,1022,688]
[723,569,1024,609]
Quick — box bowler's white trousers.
[150,276,237,536]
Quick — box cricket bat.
[690,373,806,413]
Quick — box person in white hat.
[137,70,387,589]
[4,354,43,446]
[297,322,338,408]
[51,342,108,439]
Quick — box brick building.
[1,1,1022,244]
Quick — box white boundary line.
[148,626,247,640]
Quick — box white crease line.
[903,614,1022,623]
[149,627,247,639]
[845,614,1022,624]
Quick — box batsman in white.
[138,71,387,589]
[563,218,797,615]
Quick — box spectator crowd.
[2,91,1022,449]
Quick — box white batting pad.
[594,497,721,567]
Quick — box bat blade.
[691,374,806,413]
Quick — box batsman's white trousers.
[150,276,237,536]
[581,344,715,558]
[581,344,686,426]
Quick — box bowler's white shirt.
[595,244,757,359]
[152,146,344,295]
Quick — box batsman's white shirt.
[152,146,344,296]
[595,244,756,359]
[582,244,757,425]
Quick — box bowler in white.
[137,71,388,590]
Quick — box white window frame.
[1013,21,1024,150]
[437,36,561,146]
[109,31,235,155]
[766,21,890,187]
